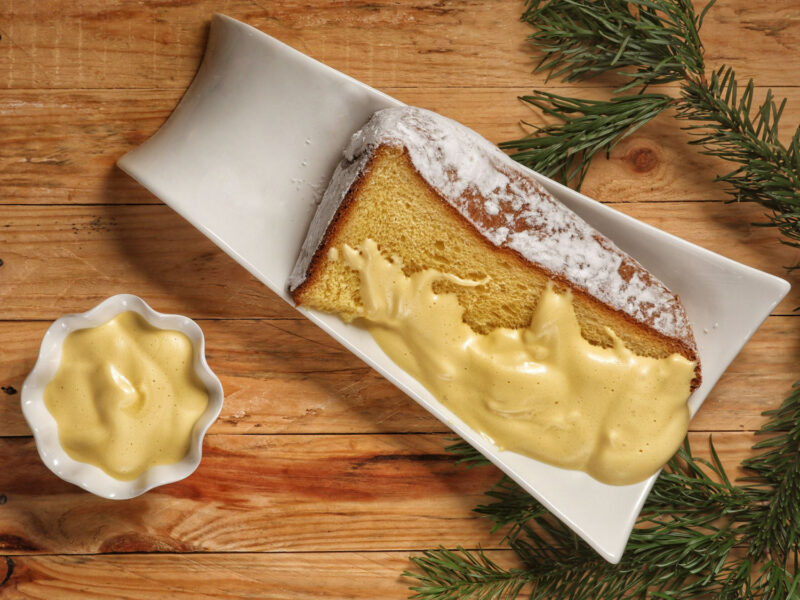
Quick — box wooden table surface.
[1,1,799,598]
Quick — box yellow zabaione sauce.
[333,239,696,485]
[44,311,209,481]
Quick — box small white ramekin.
[21,294,224,499]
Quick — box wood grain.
[0,431,766,557]
[1,315,798,438]
[0,434,504,555]
[0,0,529,90]
[0,90,175,205]
[0,205,289,320]
[4,86,800,206]
[1,1,798,91]
[0,550,525,600]
[1,202,799,319]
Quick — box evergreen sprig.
[500,92,673,187]
[407,547,530,600]
[677,67,800,249]
[409,424,799,599]
[504,0,800,252]
[736,383,800,599]
[523,0,710,90]
[406,0,800,597]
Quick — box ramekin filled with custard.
[21,295,224,499]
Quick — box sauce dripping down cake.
[288,106,700,484]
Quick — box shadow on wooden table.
[0,166,507,558]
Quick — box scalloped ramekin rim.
[20,294,224,499]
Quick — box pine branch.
[502,0,715,187]
[738,383,800,567]
[676,66,800,249]
[473,477,549,542]
[522,0,711,91]
[406,432,794,600]
[508,2,800,258]
[499,92,673,187]
[406,547,530,600]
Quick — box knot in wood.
[627,146,659,173]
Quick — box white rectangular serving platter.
[118,14,790,563]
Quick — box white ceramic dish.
[117,14,789,561]
[21,294,225,500]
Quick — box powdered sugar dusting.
[484,199,500,216]
[342,107,694,345]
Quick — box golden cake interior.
[292,146,695,366]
